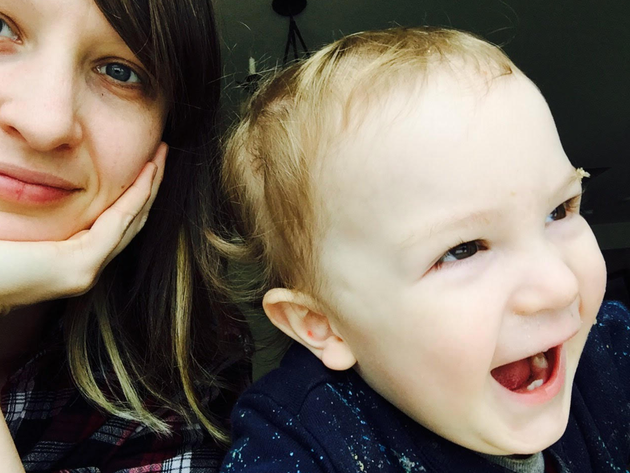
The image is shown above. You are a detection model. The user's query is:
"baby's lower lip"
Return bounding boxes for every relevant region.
[491,345,566,405]
[0,173,77,205]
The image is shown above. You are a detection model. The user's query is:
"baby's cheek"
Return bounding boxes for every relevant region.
[430,334,494,395]
[576,233,606,322]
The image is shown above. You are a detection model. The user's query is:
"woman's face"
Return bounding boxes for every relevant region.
[0,0,167,241]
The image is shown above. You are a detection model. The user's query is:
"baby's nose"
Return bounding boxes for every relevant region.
[509,243,580,316]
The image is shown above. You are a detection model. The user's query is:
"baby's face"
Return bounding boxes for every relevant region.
[317,71,606,454]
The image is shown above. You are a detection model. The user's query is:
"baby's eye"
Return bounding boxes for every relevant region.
[0,18,18,40]
[547,203,567,222]
[546,196,580,224]
[436,240,485,267]
[96,63,142,84]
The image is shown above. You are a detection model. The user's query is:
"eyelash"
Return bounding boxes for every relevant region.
[546,194,581,223]
[433,239,488,271]
[0,15,19,42]
[95,62,144,89]
[433,194,582,271]
[1,14,148,93]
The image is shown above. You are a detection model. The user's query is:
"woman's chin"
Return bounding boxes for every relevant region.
[0,212,81,242]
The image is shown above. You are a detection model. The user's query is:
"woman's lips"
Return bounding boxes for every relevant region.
[0,165,81,205]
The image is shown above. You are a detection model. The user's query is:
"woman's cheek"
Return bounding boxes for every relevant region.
[90,120,161,196]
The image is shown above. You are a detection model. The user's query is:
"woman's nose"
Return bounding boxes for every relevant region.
[0,55,83,152]
[509,241,580,316]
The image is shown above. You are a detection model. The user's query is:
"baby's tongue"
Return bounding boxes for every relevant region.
[491,358,531,391]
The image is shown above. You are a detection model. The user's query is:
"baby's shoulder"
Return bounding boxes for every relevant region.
[585,300,630,357]
[233,344,389,442]
[224,345,505,473]
[243,344,343,413]
[225,344,433,472]
[553,301,630,471]
[597,301,630,324]
[576,300,630,389]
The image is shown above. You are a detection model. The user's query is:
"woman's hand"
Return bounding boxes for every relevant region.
[0,414,24,473]
[0,143,168,316]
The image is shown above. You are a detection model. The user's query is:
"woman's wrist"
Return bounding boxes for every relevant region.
[0,414,25,473]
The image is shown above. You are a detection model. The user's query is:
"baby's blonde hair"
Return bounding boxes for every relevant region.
[220,27,515,304]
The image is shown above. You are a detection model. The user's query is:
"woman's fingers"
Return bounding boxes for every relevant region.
[71,142,168,277]
[0,144,168,313]
[0,242,59,314]
[103,142,168,264]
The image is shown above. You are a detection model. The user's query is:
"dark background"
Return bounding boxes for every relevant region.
[216,0,630,304]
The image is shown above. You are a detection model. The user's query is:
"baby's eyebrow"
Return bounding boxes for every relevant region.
[548,170,584,206]
[398,210,494,250]
[398,171,583,251]
[425,211,494,239]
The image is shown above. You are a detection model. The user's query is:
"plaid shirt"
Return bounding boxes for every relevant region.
[1,349,226,472]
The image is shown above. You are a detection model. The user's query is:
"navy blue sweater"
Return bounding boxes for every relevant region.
[222,301,630,472]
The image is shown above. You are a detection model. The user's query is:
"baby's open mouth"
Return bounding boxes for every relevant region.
[491,347,559,393]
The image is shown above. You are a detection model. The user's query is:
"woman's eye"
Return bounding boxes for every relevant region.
[97,63,141,84]
[0,18,18,40]
[437,240,483,265]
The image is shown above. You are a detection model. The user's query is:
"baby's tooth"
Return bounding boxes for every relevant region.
[531,353,548,370]
[526,379,543,391]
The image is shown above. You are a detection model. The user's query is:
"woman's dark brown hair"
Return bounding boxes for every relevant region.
[63,0,250,443]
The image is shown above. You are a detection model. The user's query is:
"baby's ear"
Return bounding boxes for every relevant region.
[263,288,356,371]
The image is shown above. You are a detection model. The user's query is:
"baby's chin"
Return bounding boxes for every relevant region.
[469,396,571,456]
[488,422,566,456]
[453,421,566,457]
[427,383,573,458]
